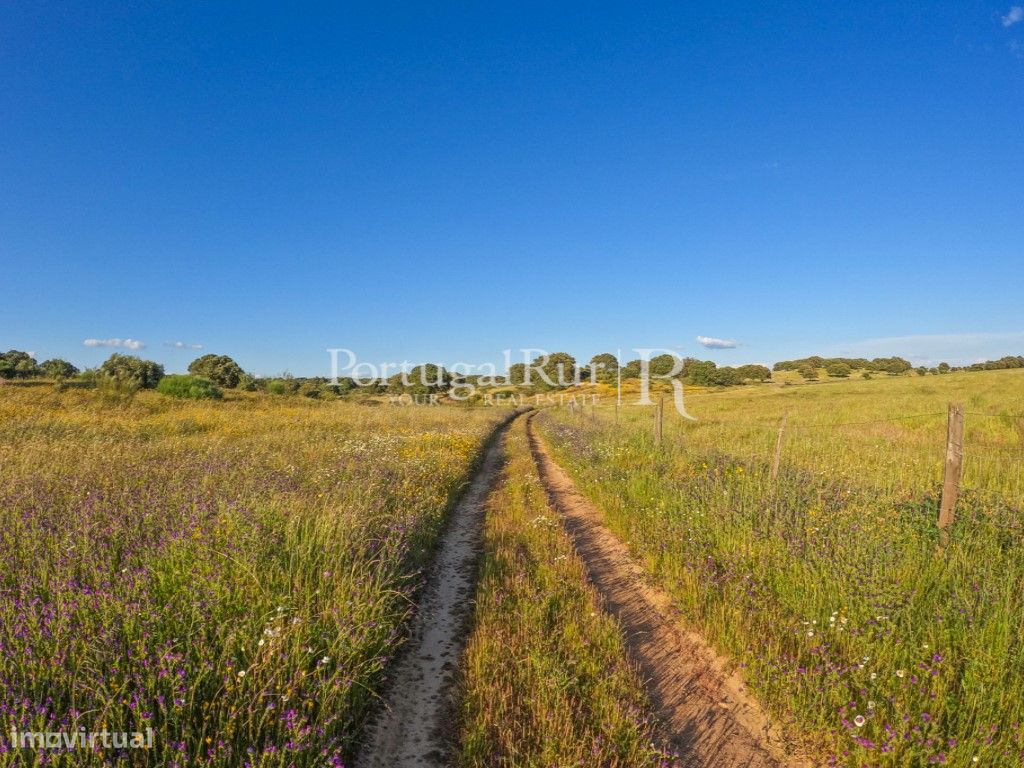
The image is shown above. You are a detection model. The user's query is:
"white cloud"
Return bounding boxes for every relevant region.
[167,341,205,350]
[1003,5,1024,26]
[83,338,146,350]
[697,335,739,349]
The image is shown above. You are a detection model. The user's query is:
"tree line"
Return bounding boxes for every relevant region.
[2,349,1021,399]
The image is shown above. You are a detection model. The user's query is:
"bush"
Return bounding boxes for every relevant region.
[157,375,223,400]
[266,380,290,396]
[237,373,258,391]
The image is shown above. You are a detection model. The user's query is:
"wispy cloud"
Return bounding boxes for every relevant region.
[1002,5,1024,26]
[830,331,1024,367]
[83,338,146,350]
[166,341,205,350]
[697,335,739,349]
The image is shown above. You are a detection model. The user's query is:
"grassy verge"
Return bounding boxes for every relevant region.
[457,417,675,767]
[539,394,1024,768]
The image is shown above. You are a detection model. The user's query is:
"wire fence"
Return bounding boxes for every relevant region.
[559,398,1024,519]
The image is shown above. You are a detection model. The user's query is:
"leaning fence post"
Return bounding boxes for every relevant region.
[770,414,787,482]
[938,402,965,542]
[655,396,664,445]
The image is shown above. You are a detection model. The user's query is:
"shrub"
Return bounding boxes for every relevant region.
[266,380,290,395]
[237,372,258,391]
[157,375,223,400]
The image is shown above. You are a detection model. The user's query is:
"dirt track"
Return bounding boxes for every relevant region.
[526,413,808,768]
[357,410,806,767]
[355,416,512,768]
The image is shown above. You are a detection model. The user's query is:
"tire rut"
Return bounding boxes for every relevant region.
[355,412,521,768]
[526,413,811,768]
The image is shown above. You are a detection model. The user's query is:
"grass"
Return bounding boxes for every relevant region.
[457,417,675,767]
[0,386,508,767]
[539,369,1024,767]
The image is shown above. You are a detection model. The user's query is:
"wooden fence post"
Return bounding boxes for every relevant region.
[655,396,664,445]
[770,414,787,482]
[938,402,965,541]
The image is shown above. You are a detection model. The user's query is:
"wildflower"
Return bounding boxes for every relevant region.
[896,669,906,678]
[854,715,866,727]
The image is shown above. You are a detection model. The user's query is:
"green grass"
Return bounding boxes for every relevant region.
[457,417,676,768]
[0,387,509,767]
[539,370,1024,767]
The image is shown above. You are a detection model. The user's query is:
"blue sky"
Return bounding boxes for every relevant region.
[2,1,1022,375]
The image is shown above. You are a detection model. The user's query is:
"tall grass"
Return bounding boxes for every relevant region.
[457,418,676,767]
[0,387,507,767]
[540,370,1024,767]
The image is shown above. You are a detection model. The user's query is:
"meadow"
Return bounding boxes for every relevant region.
[0,387,505,766]
[539,370,1024,767]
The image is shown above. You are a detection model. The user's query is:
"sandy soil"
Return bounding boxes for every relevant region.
[355,415,514,768]
[526,413,811,768]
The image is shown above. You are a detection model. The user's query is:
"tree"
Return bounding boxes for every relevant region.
[520,353,576,389]
[188,354,244,388]
[620,360,642,380]
[937,362,951,374]
[40,358,80,379]
[157,374,223,399]
[388,364,451,395]
[870,357,912,374]
[508,363,527,385]
[736,364,771,382]
[588,353,619,383]
[684,360,718,386]
[798,366,819,381]
[707,366,741,386]
[100,354,165,389]
[825,362,851,378]
[538,353,576,388]
[0,350,40,379]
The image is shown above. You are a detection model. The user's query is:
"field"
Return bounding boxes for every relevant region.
[0,388,505,766]
[539,370,1024,766]
[1,370,1022,767]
